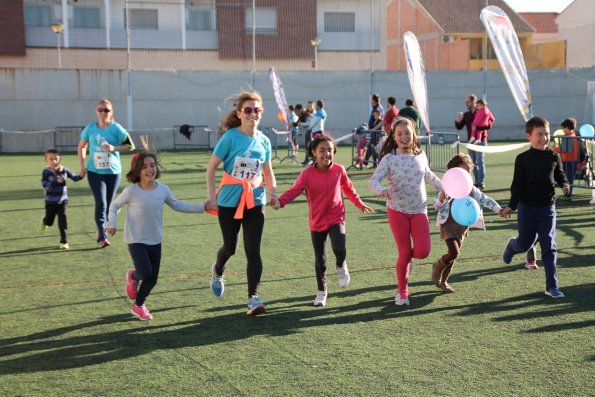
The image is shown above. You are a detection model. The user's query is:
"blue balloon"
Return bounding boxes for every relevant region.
[579,124,594,138]
[451,196,480,227]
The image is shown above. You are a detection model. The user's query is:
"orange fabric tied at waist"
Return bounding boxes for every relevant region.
[206,172,262,219]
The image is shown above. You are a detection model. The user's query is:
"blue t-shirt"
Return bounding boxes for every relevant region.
[213,128,271,207]
[81,121,130,174]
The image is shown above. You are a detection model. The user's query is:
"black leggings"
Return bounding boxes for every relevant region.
[128,243,162,306]
[44,201,68,243]
[215,205,265,298]
[311,224,347,291]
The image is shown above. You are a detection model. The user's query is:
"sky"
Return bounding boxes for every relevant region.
[503,0,575,13]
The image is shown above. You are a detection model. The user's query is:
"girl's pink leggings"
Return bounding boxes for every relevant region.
[387,208,431,298]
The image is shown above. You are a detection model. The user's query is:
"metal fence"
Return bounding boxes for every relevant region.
[54,126,84,151]
[426,132,461,172]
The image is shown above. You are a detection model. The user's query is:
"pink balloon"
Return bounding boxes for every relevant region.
[442,167,473,199]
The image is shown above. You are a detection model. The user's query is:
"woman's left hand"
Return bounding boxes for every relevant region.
[102,142,114,152]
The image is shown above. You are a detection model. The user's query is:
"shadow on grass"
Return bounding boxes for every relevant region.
[2,275,593,374]
[0,245,100,257]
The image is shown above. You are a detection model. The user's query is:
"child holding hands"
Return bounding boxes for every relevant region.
[369,116,442,306]
[272,135,373,307]
[106,151,206,320]
[432,153,505,292]
[500,117,569,298]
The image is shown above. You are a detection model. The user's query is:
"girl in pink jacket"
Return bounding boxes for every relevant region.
[272,136,373,307]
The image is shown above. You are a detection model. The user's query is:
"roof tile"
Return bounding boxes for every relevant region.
[416,0,534,34]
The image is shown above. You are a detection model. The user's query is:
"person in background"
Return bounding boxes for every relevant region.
[41,148,83,250]
[382,96,399,135]
[77,99,135,249]
[369,94,385,130]
[553,117,586,200]
[398,99,422,134]
[301,101,315,165]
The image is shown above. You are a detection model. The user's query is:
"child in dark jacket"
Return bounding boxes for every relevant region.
[41,148,83,249]
[500,117,569,299]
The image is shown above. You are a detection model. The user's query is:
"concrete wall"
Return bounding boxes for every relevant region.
[1,67,594,152]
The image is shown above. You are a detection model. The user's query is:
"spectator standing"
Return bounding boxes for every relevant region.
[398,99,422,134]
[383,96,400,134]
[368,94,385,129]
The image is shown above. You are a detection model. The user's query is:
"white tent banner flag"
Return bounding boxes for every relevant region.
[403,31,431,134]
[480,5,533,121]
[268,66,289,128]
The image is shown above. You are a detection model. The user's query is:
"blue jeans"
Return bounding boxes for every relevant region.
[509,202,559,290]
[474,141,487,185]
[87,171,121,241]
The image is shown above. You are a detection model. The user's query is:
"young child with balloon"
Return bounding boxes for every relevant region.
[369,116,442,306]
[432,153,506,292]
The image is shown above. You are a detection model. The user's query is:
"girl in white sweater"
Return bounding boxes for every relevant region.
[369,117,442,306]
[106,152,206,320]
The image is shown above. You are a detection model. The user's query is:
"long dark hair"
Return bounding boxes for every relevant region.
[379,116,419,158]
[219,91,263,133]
[126,151,161,183]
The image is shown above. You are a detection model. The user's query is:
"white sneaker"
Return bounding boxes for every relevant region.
[468,137,476,144]
[336,265,351,288]
[313,290,328,307]
[395,293,410,306]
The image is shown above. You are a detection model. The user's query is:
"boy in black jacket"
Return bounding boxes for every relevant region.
[500,117,569,298]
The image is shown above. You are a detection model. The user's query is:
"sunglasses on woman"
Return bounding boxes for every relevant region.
[97,108,112,113]
[242,107,262,115]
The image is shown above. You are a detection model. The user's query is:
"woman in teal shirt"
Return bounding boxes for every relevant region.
[205,91,277,316]
[77,99,135,248]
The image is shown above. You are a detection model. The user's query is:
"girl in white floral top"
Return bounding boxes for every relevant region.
[369,117,442,306]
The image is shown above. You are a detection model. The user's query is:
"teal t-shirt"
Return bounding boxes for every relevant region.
[81,122,130,174]
[213,128,271,207]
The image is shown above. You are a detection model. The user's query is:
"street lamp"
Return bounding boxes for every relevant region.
[50,23,64,69]
[311,37,321,70]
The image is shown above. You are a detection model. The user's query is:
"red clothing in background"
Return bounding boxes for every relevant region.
[383,107,400,133]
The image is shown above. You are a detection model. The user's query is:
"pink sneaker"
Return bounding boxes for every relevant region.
[131,304,153,321]
[125,268,139,300]
[97,238,110,249]
[524,261,539,270]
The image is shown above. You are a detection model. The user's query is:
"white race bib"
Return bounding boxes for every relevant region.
[94,152,113,170]
[232,156,262,185]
